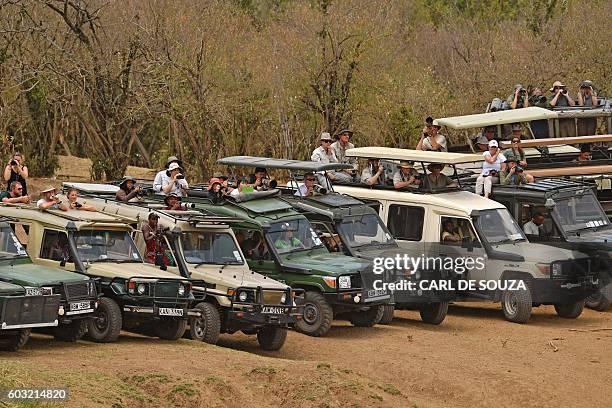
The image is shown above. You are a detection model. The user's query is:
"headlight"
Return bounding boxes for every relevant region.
[137,283,147,295]
[280,293,287,304]
[338,276,352,289]
[551,262,563,277]
[238,291,248,302]
[536,263,551,275]
[178,284,185,296]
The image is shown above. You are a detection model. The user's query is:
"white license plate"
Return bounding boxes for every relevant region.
[70,301,92,311]
[26,287,43,296]
[159,308,184,317]
[368,289,387,298]
[262,306,285,314]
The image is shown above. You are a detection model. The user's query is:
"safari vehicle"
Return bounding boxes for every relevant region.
[490,178,612,311]
[0,205,202,343]
[59,184,301,351]
[0,215,98,342]
[333,147,598,323]
[0,281,60,351]
[182,160,390,337]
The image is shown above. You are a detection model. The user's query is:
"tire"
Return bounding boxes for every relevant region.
[377,304,395,325]
[156,318,187,340]
[0,329,30,352]
[53,319,87,342]
[419,302,448,325]
[256,327,287,351]
[349,305,384,327]
[585,291,612,311]
[188,302,221,344]
[295,291,333,337]
[87,297,122,343]
[501,283,532,323]
[554,300,585,319]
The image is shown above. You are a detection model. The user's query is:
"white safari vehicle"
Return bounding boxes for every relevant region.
[333,147,598,323]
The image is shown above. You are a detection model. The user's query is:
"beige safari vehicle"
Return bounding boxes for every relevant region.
[0,205,203,342]
[333,147,598,323]
[59,184,300,351]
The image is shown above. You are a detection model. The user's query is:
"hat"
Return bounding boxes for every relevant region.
[511,124,522,131]
[208,177,222,191]
[580,143,591,153]
[164,193,181,206]
[484,126,495,132]
[165,156,182,168]
[549,81,565,91]
[212,172,228,180]
[167,162,182,172]
[488,140,499,148]
[41,185,56,194]
[118,176,136,189]
[505,156,516,163]
[254,167,267,174]
[427,163,444,172]
[580,80,594,88]
[514,83,525,90]
[334,128,353,139]
[399,160,414,168]
[320,132,332,141]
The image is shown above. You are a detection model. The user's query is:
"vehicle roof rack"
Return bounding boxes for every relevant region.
[433,107,557,129]
[217,156,353,172]
[345,147,482,165]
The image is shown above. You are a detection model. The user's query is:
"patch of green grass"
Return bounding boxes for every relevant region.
[128,373,169,384]
[378,383,401,396]
[316,363,331,370]
[167,383,199,399]
[249,366,276,376]
[369,394,383,401]
[204,375,225,385]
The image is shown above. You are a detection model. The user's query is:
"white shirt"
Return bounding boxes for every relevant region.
[523,220,541,236]
[153,170,188,196]
[311,146,338,164]
[294,184,308,196]
[421,134,448,152]
[37,199,60,210]
[481,151,506,176]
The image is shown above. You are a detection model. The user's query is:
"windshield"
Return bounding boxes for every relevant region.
[475,209,526,244]
[269,218,326,254]
[181,231,244,265]
[337,214,395,249]
[553,194,609,233]
[74,230,142,263]
[0,226,28,258]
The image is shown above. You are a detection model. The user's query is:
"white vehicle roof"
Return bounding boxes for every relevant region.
[63,182,119,194]
[433,107,557,129]
[333,185,505,214]
[346,147,482,164]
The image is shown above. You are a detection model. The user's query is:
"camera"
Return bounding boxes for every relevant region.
[176,173,185,180]
[519,88,526,95]
[75,202,83,208]
[10,160,17,166]
[561,89,568,95]
[262,178,277,189]
[516,166,524,173]
[313,185,327,195]
[226,180,237,188]
[489,98,503,112]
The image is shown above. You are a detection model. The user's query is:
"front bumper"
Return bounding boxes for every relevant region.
[123,304,201,318]
[531,275,599,303]
[1,294,61,330]
[224,287,302,328]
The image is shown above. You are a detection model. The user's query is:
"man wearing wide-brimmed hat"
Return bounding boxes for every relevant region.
[416,117,447,152]
[331,128,358,182]
[115,176,141,202]
[548,80,576,137]
[37,185,69,211]
[392,161,420,190]
[153,155,184,194]
[163,193,184,211]
[159,162,189,197]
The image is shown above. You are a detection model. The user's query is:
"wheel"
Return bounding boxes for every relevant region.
[419,301,448,325]
[188,302,221,344]
[256,327,287,351]
[585,292,611,311]
[554,300,585,319]
[377,304,395,325]
[53,319,87,342]
[87,297,122,343]
[501,283,532,323]
[349,305,384,327]
[295,291,333,337]
[155,318,187,340]
[0,329,31,352]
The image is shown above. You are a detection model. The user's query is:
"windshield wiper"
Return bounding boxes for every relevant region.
[490,238,514,245]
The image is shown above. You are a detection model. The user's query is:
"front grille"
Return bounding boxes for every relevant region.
[350,274,362,290]
[262,291,283,305]
[154,281,180,298]
[2,295,60,326]
[65,282,90,300]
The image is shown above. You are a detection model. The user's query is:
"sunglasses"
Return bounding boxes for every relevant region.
[322,140,332,143]
[305,178,316,181]
[512,140,520,143]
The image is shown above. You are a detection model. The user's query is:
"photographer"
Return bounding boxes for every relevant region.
[66,187,97,211]
[475,140,506,198]
[294,172,326,197]
[393,161,421,189]
[499,157,528,186]
[142,213,170,266]
[311,132,343,186]
[37,186,69,211]
[4,152,28,195]
[577,80,598,136]
[475,126,498,152]
[163,193,185,211]
[0,181,30,204]
[248,167,277,191]
[361,158,386,186]
[502,134,534,183]
[507,84,529,109]
[161,162,189,196]
[153,155,182,193]
[416,117,447,152]
[331,128,358,182]
[548,81,576,137]
[116,176,142,202]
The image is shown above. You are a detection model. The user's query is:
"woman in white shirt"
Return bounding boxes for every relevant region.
[475,140,506,198]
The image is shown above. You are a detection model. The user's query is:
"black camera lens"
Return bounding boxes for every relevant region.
[10,160,17,166]
[176,174,185,180]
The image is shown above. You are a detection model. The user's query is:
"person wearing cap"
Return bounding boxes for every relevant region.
[549,81,576,137]
[331,128,358,181]
[160,162,189,196]
[311,131,343,186]
[423,163,456,190]
[393,161,420,189]
[574,143,592,162]
[475,140,506,198]
[116,177,141,202]
[416,117,447,152]
[208,177,226,202]
[153,155,183,193]
[475,126,498,152]
[499,157,528,186]
[577,80,598,136]
[163,193,184,211]
[361,158,387,186]
[507,84,529,109]
[0,181,30,204]
[37,185,69,211]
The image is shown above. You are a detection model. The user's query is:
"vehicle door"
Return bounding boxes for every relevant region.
[38,229,77,272]
[436,216,487,283]
[235,228,281,282]
[385,203,426,255]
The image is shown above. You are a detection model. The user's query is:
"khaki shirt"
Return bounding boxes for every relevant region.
[331,141,358,169]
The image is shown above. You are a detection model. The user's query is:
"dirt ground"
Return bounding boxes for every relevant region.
[1,303,611,408]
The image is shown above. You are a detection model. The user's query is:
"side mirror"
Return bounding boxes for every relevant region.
[59,258,66,267]
[461,236,474,252]
[545,198,556,209]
